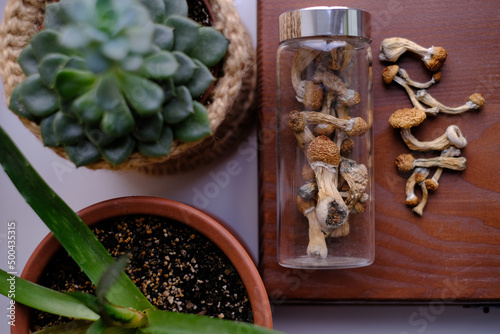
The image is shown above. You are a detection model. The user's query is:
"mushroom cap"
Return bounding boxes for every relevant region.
[425,179,439,191]
[432,71,442,83]
[313,123,336,137]
[395,154,415,173]
[382,65,399,84]
[302,81,324,110]
[405,196,419,207]
[307,135,340,166]
[425,46,447,72]
[388,108,427,129]
[347,117,369,136]
[288,110,306,133]
[468,93,485,108]
[340,137,355,156]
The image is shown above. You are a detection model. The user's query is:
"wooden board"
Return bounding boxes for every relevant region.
[257,0,500,304]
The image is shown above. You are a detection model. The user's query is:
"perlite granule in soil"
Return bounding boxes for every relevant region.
[32,214,253,331]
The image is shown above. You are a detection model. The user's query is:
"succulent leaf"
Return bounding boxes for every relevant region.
[95,73,122,110]
[186,58,215,98]
[55,68,97,101]
[65,140,101,166]
[100,135,135,165]
[38,54,70,88]
[43,2,67,30]
[189,26,229,67]
[138,0,166,23]
[172,51,197,84]
[59,0,96,24]
[140,51,179,79]
[153,24,174,50]
[163,0,188,17]
[117,71,164,116]
[133,112,164,142]
[65,56,88,70]
[165,15,200,53]
[17,44,39,76]
[73,89,104,124]
[30,29,73,60]
[162,85,193,124]
[9,82,34,120]
[85,124,117,147]
[173,101,211,142]
[53,111,85,145]
[59,25,92,49]
[19,74,59,117]
[84,48,112,73]
[137,124,173,157]
[100,101,135,137]
[101,37,129,61]
[40,113,59,147]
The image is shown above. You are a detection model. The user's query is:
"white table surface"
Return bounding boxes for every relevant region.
[0,0,498,333]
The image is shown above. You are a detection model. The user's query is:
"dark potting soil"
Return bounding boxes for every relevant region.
[31,214,253,331]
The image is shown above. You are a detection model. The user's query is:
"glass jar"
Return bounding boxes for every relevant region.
[276,7,374,269]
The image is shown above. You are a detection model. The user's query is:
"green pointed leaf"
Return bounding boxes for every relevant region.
[165,15,200,53]
[100,101,135,137]
[43,2,67,30]
[163,0,188,17]
[40,113,59,147]
[101,37,129,61]
[100,136,135,165]
[137,124,173,157]
[138,0,166,23]
[133,112,164,142]
[0,127,153,311]
[30,29,73,60]
[117,71,164,116]
[8,82,35,120]
[17,44,39,76]
[73,89,104,124]
[87,318,107,334]
[19,74,59,117]
[172,51,197,85]
[189,26,228,67]
[162,85,193,124]
[186,58,215,98]
[53,111,85,145]
[65,140,101,166]
[55,68,97,101]
[140,51,178,79]
[33,320,93,334]
[0,269,99,321]
[153,24,174,50]
[65,56,87,70]
[38,54,70,88]
[85,124,117,147]
[174,101,211,142]
[97,255,130,303]
[96,73,122,110]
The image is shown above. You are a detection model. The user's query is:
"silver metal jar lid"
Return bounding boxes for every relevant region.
[279,6,371,43]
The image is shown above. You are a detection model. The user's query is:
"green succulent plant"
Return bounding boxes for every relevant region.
[0,128,283,334]
[9,0,228,167]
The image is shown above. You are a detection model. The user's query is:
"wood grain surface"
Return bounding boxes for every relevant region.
[257,0,500,304]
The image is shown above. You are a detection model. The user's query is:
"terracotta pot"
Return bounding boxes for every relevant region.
[13,197,273,333]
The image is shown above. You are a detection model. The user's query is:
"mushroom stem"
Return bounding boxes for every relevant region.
[312,63,361,107]
[301,111,369,137]
[297,196,328,258]
[339,157,369,210]
[412,180,429,216]
[398,68,441,89]
[425,147,462,191]
[379,37,447,71]
[416,90,485,114]
[288,110,315,151]
[405,168,429,207]
[393,76,439,115]
[401,125,467,151]
[395,153,466,173]
[328,222,350,238]
[291,48,321,94]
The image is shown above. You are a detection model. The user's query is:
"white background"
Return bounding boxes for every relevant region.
[0,0,499,333]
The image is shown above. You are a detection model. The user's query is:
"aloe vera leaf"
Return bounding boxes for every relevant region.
[55,68,97,101]
[153,24,174,50]
[0,269,99,321]
[17,44,39,76]
[136,124,173,157]
[87,318,107,334]
[100,101,135,137]
[53,111,85,145]
[65,140,101,166]
[100,135,135,165]
[117,71,164,117]
[173,101,211,142]
[165,15,199,53]
[140,309,284,334]
[171,51,197,85]
[140,51,179,79]
[132,112,163,142]
[38,54,71,88]
[185,58,215,98]
[163,0,188,17]
[8,82,35,120]
[189,26,229,67]
[33,320,93,334]
[0,127,153,310]
[40,113,59,147]
[19,74,59,117]
[162,85,193,124]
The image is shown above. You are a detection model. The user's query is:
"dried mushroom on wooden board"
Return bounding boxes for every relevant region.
[381,37,485,216]
[288,45,370,259]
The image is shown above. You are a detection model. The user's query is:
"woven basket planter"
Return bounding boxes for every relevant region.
[0,0,256,174]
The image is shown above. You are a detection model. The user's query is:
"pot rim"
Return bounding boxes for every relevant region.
[16,196,272,332]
